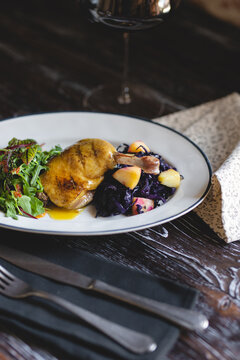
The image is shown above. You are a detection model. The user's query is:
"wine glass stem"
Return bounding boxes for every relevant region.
[118,32,131,105]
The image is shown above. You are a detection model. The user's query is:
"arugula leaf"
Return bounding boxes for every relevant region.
[17,195,32,215]
[17,195,45,217]
[5,198,18,220]
[30,196,45,217]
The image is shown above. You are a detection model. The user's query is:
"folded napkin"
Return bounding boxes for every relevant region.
[0,236,198,360]
[154,93,240,243]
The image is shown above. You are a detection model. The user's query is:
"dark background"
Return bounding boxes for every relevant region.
[0,0,239,119]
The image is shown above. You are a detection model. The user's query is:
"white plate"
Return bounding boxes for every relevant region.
[0,112,212,235]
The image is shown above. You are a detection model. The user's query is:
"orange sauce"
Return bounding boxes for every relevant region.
[46,205,83,220]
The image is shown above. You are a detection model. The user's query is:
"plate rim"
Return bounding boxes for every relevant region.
[0,111,212,236]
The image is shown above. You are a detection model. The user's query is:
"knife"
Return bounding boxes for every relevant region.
[0,244,208,331]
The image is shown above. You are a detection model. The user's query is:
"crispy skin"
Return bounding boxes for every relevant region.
[40,139,116,209]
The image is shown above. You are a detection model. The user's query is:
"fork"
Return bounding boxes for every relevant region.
[0,265,157,354]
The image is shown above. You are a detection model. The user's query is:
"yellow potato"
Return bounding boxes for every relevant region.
[158,169,181,188]
[113,166,141,189]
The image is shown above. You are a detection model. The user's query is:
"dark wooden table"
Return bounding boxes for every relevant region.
[0,1,240,359]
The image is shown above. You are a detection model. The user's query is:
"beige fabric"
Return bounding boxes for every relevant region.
[153,93,240,243]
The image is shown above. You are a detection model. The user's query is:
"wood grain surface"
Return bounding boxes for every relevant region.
[0,1,239,359]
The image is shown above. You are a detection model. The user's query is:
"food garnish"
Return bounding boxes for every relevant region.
[0,138,62,219]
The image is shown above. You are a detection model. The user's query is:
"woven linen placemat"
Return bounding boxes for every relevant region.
[154,93,240,243]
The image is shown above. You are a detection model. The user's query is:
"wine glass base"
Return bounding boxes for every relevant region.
[83,83,164,119]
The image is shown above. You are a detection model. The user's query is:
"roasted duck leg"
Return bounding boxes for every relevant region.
[40,138,159,209]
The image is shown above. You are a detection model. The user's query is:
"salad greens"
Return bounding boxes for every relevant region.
[0,138,62,219]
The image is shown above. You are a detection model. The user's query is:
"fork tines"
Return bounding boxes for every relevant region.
[0,265,14,289]
[0,265,14,280]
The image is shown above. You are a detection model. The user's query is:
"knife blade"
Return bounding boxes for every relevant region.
[0,244,208,331]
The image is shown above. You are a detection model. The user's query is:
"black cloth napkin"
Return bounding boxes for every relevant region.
[0,236,198,360]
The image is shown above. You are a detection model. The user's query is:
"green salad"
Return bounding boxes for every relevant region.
[0,138,62,219]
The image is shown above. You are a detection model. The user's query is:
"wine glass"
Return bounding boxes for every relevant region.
[82,0,181,118]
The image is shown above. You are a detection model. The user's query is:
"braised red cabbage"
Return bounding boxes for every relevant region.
[93,144,176,217]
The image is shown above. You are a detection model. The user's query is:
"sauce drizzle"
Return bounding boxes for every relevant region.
[47,205,83,220]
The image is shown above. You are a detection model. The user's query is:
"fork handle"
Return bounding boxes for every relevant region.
[91,280,209,331]
[32,290,156,354]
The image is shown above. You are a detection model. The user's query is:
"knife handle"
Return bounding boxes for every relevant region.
[91,280,209,331]
[32,290,157,354]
